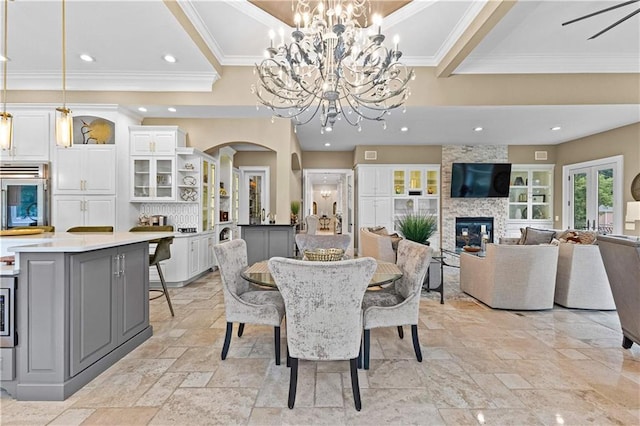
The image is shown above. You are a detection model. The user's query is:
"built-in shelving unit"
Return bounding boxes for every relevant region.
[507,164,554,236]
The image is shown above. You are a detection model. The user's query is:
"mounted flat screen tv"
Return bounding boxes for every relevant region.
[450,163,512,198]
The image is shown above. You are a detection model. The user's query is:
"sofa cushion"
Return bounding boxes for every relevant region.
[521,227,556,245]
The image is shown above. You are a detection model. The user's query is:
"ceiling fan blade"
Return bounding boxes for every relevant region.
[588,7,640,39]
[562,0,639,26]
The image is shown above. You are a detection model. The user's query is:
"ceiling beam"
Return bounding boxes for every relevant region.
[436,0,517,78]
[163,0,223,78]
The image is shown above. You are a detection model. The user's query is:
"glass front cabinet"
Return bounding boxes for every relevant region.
[131,157,175,201]
[507,165,554,236]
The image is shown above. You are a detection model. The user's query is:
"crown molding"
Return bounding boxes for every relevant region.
[8,71,219,92]
[454,54,640,74]
[432,0,488,65]
[177,0,227,67]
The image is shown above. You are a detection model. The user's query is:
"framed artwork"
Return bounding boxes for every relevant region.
[532,194,546,202]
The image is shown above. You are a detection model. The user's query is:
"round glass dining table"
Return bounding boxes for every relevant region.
[241,260,402,288]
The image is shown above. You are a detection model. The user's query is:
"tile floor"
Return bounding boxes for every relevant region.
[1,269,639,425]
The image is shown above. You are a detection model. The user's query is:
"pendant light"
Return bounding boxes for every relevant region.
[0,0,13,151]
[55,0,73,148]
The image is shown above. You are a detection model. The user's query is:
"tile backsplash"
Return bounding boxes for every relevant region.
[139,203,199,230]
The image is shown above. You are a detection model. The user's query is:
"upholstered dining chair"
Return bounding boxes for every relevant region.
[13,225,55,232]
[268,256,376,411]
[361,239,433,370]
[294,233,351,253]
[298,215,319,235]
[130,226,175,316]
[67,226,114,232]
[213,239,285,364]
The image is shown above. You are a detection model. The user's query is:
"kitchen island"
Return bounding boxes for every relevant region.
[0,231,172,401]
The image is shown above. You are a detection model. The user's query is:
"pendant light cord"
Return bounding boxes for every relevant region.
[2,0,8,115]
[61,0,66,108]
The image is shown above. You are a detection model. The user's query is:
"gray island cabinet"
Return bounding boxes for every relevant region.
[239,224,295,265]
[0,232,171,401]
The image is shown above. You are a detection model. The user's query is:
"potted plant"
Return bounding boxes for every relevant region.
[290,200,301,224]
[395,210,437,245]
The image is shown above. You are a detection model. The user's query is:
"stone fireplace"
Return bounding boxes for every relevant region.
[441,145,509,251]
[455,217,494,250]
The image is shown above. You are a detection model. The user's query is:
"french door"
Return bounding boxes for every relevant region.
[239,167,269,225]
[564,156,623,234]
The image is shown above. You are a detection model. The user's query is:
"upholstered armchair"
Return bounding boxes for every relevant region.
[597,235,640,349]
[359,227,397,263]
[361,240,433,369]
[212,239,286,364]
[294,234,351,253]
[268,256,377,411]
[460,243,559,310]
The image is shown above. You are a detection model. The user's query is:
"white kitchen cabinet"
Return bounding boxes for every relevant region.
[506,165,554,236]
[199,233,215,270]
[52,196,115,232]
[358,197,392,231]
[153,232,214,286]
[130,157,175,201]
[129,126,185,156]
[0,111,52,162]
[392,166,439,196]
[357,166,391,196]
[53,146,116,195]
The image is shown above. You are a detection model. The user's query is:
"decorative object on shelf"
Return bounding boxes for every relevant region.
[395,209,437,245]
[138,213,150,226]
[184,162,194,170]
[252,0,414,133]
[220,211,229,222]
[180,188,197,201]
[632,172,640,201]
[183,175,197,186]
[518,193,527,202]
[74,116,115,144]
[157,175,171,185]
[304,248,345,261]
[0,0,13,151]
[532,194,546,203]
[513,177,525,186]
[55,0,73,148]
[290,200,300,224]
[515,208,523,219]
[395,185,402,194]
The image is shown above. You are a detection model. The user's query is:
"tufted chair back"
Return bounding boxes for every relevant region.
[295,234,351,253]
[394,239,433,300]
[268,256,376,361]
[304,215,319,235]
[213,239,251,298]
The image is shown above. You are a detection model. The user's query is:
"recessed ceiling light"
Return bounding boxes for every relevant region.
[324,142,331,147]
[400,126,409,132]
[168,107,177,112]
[137,107,147,112]
[325,126,333,132]
[80,54,95,62]
[473,127,483,132]
[163,54,177,63]
[551,126,562,131]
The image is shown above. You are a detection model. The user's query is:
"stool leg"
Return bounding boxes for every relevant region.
[156,263,175,316]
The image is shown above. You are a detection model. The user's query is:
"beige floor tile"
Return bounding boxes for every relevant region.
[149,388,257,425]
[81,407,158,425]
[4,270,639,425]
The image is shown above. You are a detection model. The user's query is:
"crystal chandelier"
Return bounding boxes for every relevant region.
[252,0,414,133]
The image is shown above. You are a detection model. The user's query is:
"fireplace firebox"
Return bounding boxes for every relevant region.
[455,217,494,250]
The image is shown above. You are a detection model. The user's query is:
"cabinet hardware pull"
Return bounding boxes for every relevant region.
[114,255,120,277]
[120,254,125,275]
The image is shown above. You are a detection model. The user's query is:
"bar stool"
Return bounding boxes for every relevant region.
[129,226,175,316]
[67,226,114,232]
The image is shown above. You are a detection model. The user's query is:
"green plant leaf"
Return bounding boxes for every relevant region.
[395,209,437,244]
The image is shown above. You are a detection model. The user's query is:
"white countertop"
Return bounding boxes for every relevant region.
[2,231,175,254]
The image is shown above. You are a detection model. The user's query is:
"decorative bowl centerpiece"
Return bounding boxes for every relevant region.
[463,245,482,253]
[303,248,344,262]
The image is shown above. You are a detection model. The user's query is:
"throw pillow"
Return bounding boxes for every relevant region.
[518,227,527,245]
[577,230,597,244]
[522,227,555,245]
[370,227,388,236]
[388,232,403,251]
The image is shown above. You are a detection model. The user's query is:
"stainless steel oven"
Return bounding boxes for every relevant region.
[0,277,16,347]
[0,163,50,230]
